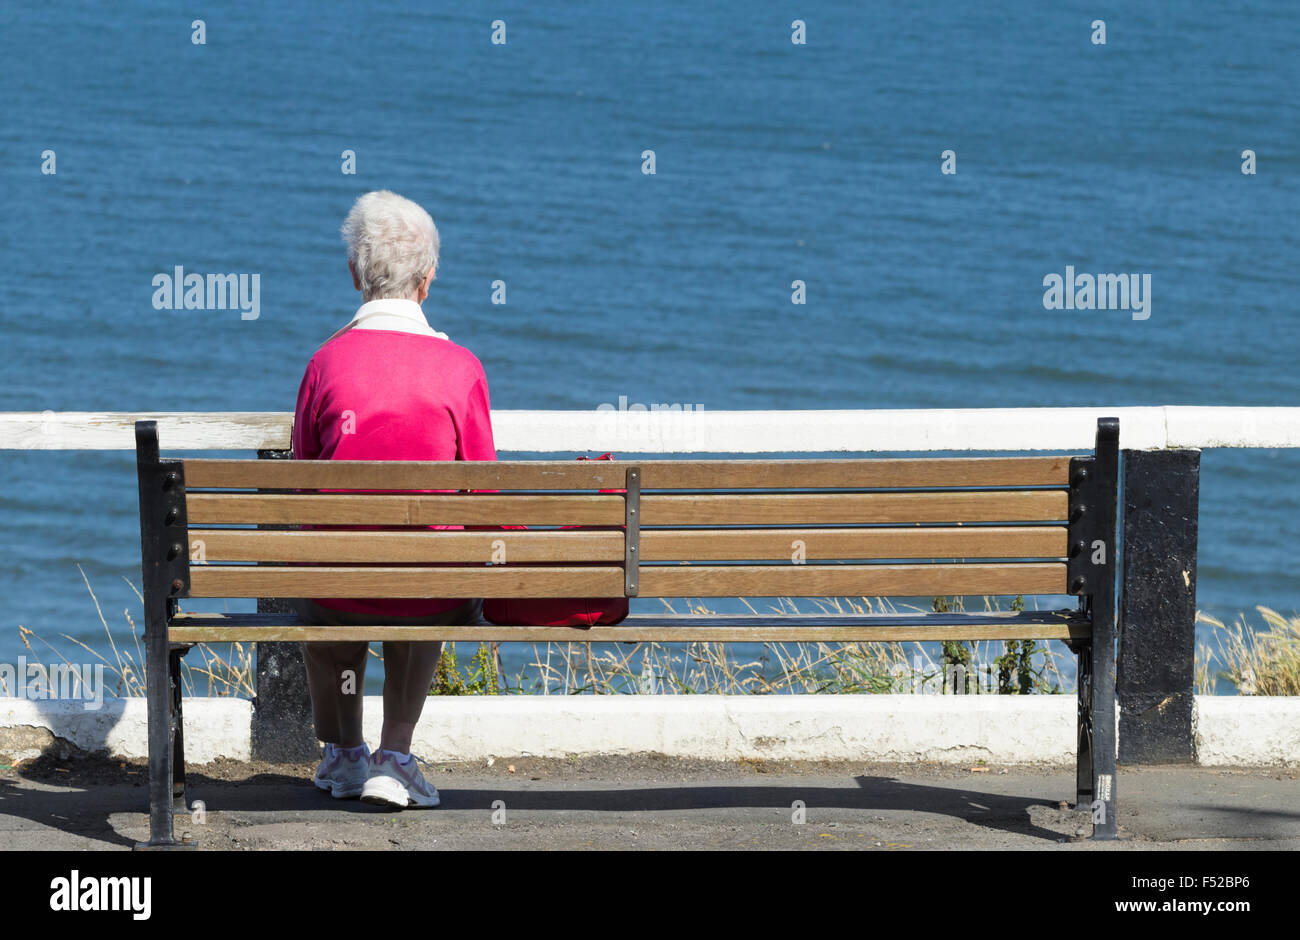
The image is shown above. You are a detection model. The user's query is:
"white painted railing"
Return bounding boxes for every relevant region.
[1,407,1298,452]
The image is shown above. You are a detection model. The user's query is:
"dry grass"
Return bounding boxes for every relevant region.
[17,573,1297,698]
[492,595,1072,695]
[1196,607,1300,696]
[6,568,255,700]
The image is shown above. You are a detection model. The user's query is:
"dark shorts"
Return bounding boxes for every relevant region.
[291,598,485,628]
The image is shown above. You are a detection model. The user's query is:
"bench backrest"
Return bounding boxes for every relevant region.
[136,419,1119,611]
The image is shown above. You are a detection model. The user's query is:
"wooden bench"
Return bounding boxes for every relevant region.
[133,416,1121,848]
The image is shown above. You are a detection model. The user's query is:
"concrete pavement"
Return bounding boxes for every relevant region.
[2,751,1296,850]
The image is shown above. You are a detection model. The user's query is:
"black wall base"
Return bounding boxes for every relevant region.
[1119,449,1200,765]
[251,599,320,763]
[250,447,320,764]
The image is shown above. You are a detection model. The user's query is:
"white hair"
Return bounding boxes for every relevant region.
[341,190,440,301]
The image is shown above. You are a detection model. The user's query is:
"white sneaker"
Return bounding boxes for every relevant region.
[313,743,372,799]
[360,750,441,809]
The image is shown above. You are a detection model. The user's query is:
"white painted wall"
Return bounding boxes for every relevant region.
[401,695,1082,763]
[2,696,1296,766]
[0,697,251,763]
[1194,696,1300,767]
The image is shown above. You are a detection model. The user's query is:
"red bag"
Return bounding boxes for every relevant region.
[482,454,630,627]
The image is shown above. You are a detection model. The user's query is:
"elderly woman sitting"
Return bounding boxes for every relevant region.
[293,190,495,809]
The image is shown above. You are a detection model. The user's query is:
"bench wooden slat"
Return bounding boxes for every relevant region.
[168,610,1090,643]
[642,526,1067,561]
[636,563,1066,597]
[188,525,1067,563]
[187,566,625,598]
[184,460,624,490]
[182,456,1071,490]
[185,561,1064,598]
[640,457,1071,489]
[185,490,1065,527]
[189,529,624,563]
[639,492,1067,525]
[186,493,624,526]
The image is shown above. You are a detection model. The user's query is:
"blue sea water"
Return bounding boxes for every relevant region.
[0,1,1297,691]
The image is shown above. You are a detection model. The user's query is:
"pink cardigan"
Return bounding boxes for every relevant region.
[292,328,497,617]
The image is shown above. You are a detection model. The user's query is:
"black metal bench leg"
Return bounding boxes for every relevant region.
[170,647,187,809]
[1090,629,1119,839]
[1075,641,1094,809]
[136,623,177,848]
[1086,416,1121,840]
[133,420,195,850]
[1070,417,1121,840]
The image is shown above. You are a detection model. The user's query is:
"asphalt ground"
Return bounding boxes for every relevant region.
[2,748,1297,851]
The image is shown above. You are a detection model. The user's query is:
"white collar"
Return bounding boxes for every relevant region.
[349,298,448,338]
[322,298,449,346]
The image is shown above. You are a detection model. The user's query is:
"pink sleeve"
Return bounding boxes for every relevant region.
[292,360,321,460]
[456,368,497,462]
